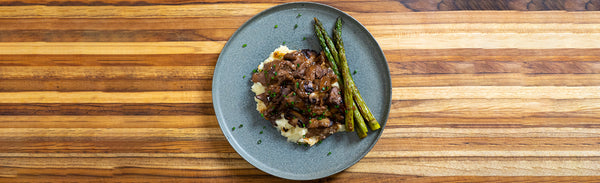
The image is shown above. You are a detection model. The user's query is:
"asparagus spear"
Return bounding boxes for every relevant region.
[353,101,368,138]
[317,18,369,136]
[313,24,340,77]
[334,17,381,131]
[314,18,340,65]
[314,23,354,131]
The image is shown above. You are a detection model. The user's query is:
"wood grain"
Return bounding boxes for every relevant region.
[1,0,600,182]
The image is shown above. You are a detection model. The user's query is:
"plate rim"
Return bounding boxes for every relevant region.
[212,1,392,180]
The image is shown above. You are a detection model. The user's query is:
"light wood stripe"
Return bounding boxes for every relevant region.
[392,86,600,100]
[392,99,600,118]
[0,4,275,18]
[2,86,598,103]
[0,42,224,54]
[376,33,600,49]
[0,156,598,176]
[367,23,600,34]
[0,116,218,128]
[0,91,212,103]
[348,158,600,176]
[0,66,214,80]
[387,117,600,128]
[1,34,598,55]
[0,128,222,139]
[2,150,600,158]
[382,127,600,138]
[1,127,598,139]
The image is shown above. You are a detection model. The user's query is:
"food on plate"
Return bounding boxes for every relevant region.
[251,45,346,146]
[250,17,382,145]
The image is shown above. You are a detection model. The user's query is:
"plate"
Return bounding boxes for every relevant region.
[212,2,391,180]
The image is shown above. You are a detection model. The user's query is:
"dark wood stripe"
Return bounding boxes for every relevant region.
[392,74,600,87]
[373,137,600,151]
[0,18,249,30]
[1,137,598,153]
[0,29,235,42]
[0,54,218,66]
[1,174,599,182]
[387,117,600,128]
[0,79,211,92]
[0,103,214,115]
[389,61,600,75]
[0,140,234,153]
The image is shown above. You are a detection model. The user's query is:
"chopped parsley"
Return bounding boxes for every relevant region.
[239,124,243,128]
[303,37,306,40]
[327,152,332,156]
[263,126,266,129]
[242,44,247,48]
[318,140,322,144]
[295,82,299,88]
[274,25,278,28]
[260,113,264,118]
[259,131,263,134]
[297,13,302,17]
[291,101,295,105]
[353,70,357,75]
[293,92,296,96]
[232,127,235,131]
[274,71,277,76]
[253,69,257,73]
[242,75,246,79]
[282,41,286,45]
[271,76,274,80]
[294,24,298,29]
[257,139,262,144]
[297,63,300,67]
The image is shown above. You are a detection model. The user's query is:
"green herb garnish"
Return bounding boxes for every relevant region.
[294,24,298,29]
[242,44,247,48]
[274,25,278,28]
[327,152,331,156]
[257,139,262,144]
[232,127,235,131]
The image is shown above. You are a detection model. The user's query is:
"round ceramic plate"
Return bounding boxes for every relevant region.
[213,2,391,180]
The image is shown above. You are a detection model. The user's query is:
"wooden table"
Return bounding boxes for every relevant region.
[1,0,600,182]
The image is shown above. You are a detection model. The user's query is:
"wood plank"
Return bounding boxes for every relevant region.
[0,4,276,18]
[0,29,235,42]
[387,117,600,128]
[392,86,600,100]
[1,175,599,183]
[0,66,214,80]
[0,156,599,176]
[0,79,212,92]
[0,91,212,103]
[0,103,215,115]
[1,86,598,103]
[0,54,218,66]
[0,42,224,55]
[0,116,218,128]
[391,74,600,87]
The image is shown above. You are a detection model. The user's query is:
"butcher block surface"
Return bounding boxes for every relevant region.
[1,0,600,182]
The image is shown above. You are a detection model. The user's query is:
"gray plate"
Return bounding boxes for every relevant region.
[212,2,391,180]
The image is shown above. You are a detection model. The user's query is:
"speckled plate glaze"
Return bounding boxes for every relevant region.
[213,2,391,180]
